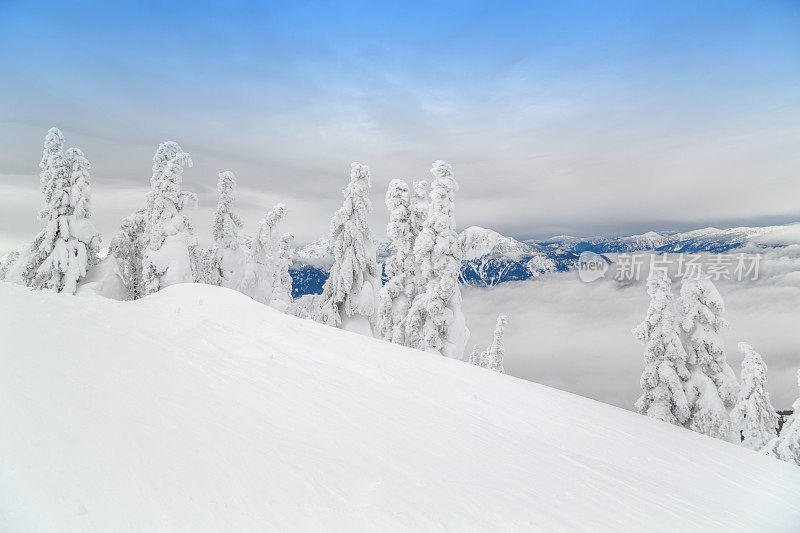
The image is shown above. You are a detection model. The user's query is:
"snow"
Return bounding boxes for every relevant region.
[1,281,799,532]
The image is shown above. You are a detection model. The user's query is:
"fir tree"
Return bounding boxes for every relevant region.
[314,163,379,335]
[731,342,778,450]
[633,270,691,425]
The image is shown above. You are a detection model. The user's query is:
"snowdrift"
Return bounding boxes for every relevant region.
[0,282,798,532]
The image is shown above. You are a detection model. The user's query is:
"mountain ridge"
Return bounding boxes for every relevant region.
[289,223,798,295]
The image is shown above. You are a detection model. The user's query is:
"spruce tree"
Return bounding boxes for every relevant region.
[731,342,778,450]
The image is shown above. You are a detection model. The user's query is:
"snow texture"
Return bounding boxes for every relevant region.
[1,281,798,532]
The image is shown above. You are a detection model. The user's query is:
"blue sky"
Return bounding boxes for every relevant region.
[0,0,799,248]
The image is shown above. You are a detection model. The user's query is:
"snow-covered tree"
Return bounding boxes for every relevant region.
[633,270,691,426]
[271,232,294,312]
[406,180,429,301]
[241,204,286,306]
[731,342,778,450]
[141,146,197,296]
[481,314,508,373]
[405,161,468,358]
[109,210,146,300]
[410,180,428,239]
[679,274,739,440]
[466,344,481,366]
[204,171,245,288]
[0,251,19,280]
[314,163,380,336]
[762,370,800,466]
[468,315,509,372]
[22,128,101,293]
[377,179,415,343]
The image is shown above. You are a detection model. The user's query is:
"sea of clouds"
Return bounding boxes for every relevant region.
[463,225,800,410]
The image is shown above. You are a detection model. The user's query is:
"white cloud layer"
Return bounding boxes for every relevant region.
[463,246,800,410]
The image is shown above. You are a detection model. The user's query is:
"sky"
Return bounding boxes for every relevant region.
[1,0,799,252]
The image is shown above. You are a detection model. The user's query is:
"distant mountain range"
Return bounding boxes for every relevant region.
[289,224,796,297]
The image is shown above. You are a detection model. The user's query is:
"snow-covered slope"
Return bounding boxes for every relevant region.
[1,282,798,532]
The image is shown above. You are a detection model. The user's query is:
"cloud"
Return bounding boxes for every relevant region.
[462,246,800,410]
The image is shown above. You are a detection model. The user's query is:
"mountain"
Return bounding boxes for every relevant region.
[289,223,796,296]
[536,225,789,255]
[290,227,574,295]
[2,281,798,532]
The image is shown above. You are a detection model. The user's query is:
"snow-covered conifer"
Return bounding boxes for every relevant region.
[241,204,286,305]
[141,146,197,296]
[22,129,101,293]
[632,270,691,425]
[270,232,294,311]
[314,163,380,335]
[377,179,415,342]
[407,180,429,295]
[109,210,146,300]
[762,370,800,466]
[61,147,101,292]
[481,315,508,373]
[467,344,481,366]
[410,180,428,238]
[679,274,739,440]
[731,342,778,450]
[0,251,20,280]
[405,161,468,358]
[205,171,245,288]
